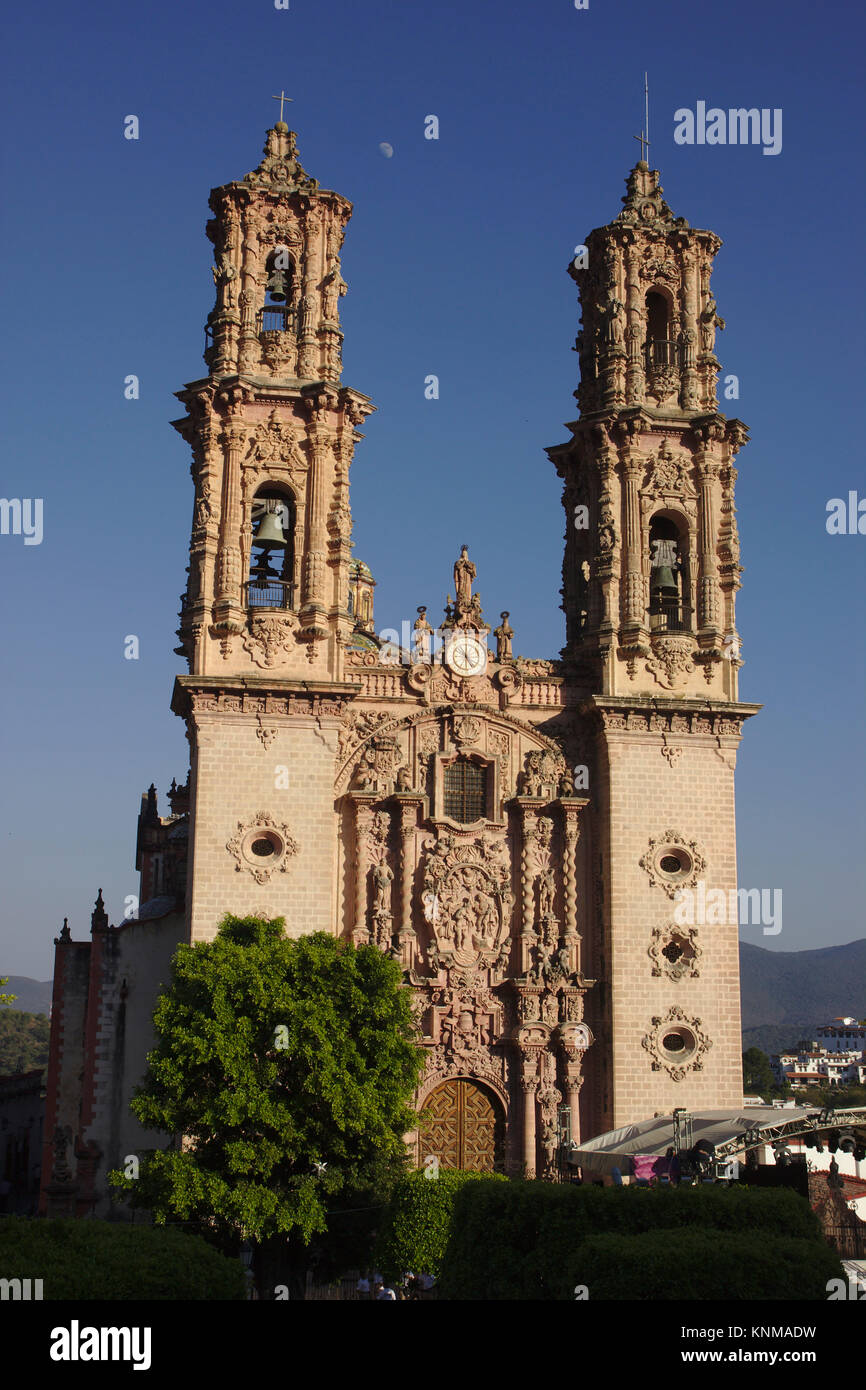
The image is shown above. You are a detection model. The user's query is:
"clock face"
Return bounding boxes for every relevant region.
[448,635,486,677]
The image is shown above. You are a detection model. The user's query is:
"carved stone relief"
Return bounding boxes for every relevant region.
[648,924,702,981]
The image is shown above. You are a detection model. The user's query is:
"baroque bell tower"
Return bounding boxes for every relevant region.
[549,162,760,1129]
[171,122,374,942]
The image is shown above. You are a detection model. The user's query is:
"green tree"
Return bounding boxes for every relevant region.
[109,917,424,1294]
[375,1169,508,1280]
[0,977,16,1007]
[0,1009,50,1073]
[742,1046,777,1096]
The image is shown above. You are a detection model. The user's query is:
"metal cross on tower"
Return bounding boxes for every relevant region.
[271,91,294,123]
[633,72,650,161]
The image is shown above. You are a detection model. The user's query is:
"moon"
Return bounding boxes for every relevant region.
[378,142,394,158]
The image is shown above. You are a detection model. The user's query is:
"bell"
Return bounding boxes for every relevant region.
[265,268,289,303]
[650,563,678,597]
[254,507,287,548]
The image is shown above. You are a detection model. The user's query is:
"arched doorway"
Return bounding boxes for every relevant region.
[419,1078,505,1171]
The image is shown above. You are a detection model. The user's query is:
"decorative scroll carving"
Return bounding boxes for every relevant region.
[649,924,702,981]
[350,734,402,795]
[517,749,563,798]
[645,638,695,691]
[242,615,297,669]
[243,413,308,480]
[453,715,483,747]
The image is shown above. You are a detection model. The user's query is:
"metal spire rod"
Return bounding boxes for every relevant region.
[271,91,294,123]
[633,73,651,162]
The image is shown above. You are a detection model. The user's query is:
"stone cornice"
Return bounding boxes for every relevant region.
[582,694,761,737]
[171,674,359,720]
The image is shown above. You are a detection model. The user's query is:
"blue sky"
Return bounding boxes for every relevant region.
[0,0,863,976]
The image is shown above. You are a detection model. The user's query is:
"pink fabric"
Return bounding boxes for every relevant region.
[632,1153,672,1181]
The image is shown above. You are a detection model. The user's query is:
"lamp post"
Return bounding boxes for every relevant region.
[240,1235,256,1300]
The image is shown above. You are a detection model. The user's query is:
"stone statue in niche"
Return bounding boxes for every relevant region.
[194,483,212,529]
[597,289,624,345]
[371,859,393,914]
[538,866,556,920]
[322,263,347,320]
[540,1112,559,1178]
[699,294,725,353]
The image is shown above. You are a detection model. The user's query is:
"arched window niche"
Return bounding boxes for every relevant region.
[246,486,296,610]
[647,511,691,633]
[432,750,501,827]
[644,287,677,373]
[260,246,296,331]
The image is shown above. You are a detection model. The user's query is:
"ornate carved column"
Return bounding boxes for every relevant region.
[352,796,375,943]
[559,797,587,973]
[594,448,618,633]
[620,451,645,631]
[396,796,421,967]
[562,1050,584,1147]
[624,239,645,406]
[517,800,539,973]
[696,450,720,632]
[237,202,262,375]
[300,420,332,640]
[521,1060,538,1178]
[214,413,246,632]
[297,210,320,379]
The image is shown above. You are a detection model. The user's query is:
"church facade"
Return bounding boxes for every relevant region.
[41,124,758,1213]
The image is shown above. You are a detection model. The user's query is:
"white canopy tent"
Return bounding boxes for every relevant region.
[568,1106,866,1176]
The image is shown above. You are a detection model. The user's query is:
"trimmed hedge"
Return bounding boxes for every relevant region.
[573,1230,844,1301]
[438,1181,830,1300]
[0,1217,246,1300]
[374,1170,507,1279]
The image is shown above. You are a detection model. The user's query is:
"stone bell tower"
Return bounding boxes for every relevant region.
[170,123,374,943]
[548,163,761,1129]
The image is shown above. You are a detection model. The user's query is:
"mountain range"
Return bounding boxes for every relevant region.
[740,938,865,1053]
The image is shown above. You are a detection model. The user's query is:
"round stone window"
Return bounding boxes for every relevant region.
[251,836,277,858]
[243,828,284,863]
[657,846,692,880]
[661,1027,696,1059]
